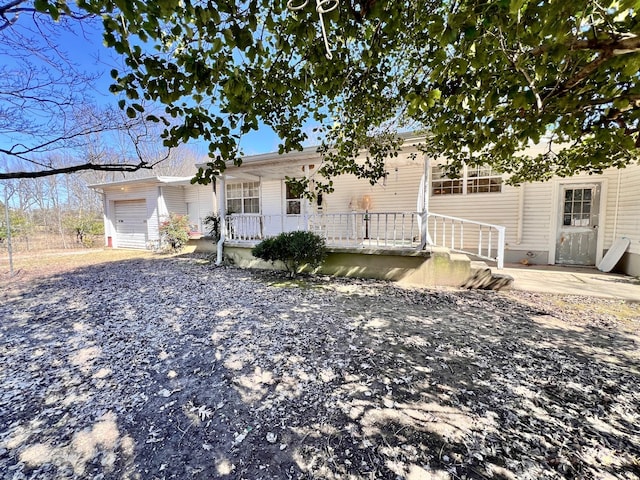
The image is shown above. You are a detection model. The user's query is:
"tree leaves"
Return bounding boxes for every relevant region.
[15,0,640,185]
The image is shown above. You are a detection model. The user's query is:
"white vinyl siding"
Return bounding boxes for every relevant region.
[260,180,282,237]
[261,180,281,215]
[185,184,216,233]
[162,186,187,216]
[518,182,554,251]
[321,153,423,214]
[604,168,640,256]
[114,200,148,249]
[429,182,520,250]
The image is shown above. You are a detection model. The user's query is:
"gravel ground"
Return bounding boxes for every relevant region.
[1,254,639,480]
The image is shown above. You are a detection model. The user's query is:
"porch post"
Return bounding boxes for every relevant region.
[496,226,506,270]
[419,153,433,249]
[216,175,226,266]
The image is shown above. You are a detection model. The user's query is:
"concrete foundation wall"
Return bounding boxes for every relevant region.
[615,251,640,277]
[503,249,550,266]
[190,238,217,253]
[222,245,471,287]
[504,248,639,276]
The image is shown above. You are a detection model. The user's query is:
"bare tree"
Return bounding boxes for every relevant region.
[0,0,171,180]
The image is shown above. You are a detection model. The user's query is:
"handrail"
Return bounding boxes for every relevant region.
[425,212,505,269]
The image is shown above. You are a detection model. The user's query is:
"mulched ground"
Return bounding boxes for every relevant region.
[1,254,639,480]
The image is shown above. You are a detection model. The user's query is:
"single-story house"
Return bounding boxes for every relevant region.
[92,136,640,280]
[90,176,216,250]
[214,136,639,277]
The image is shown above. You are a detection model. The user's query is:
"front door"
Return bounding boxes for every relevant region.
[555,184,600,265]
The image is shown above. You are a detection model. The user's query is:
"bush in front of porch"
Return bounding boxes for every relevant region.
[252,231,327,278]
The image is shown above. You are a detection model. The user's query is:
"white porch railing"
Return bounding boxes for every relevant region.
[225,212,505,269]
[226,212,422,249]
[425,213,506,269]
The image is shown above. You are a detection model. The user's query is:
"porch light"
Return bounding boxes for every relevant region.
[362,195,372,240]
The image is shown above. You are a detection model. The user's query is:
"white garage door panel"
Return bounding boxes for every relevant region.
[115,200,148,249]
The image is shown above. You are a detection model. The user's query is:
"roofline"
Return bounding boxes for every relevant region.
[196,133,429,172]
[88,176,194,189]
[195,144,320,171]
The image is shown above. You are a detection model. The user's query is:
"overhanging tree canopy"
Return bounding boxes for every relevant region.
[4,0,640,186]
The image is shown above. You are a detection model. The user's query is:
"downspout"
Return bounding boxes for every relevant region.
[612,169,622,240]
[516,183,525,245]
[216,176,226,266]
[424,154,431,215]
[98,189,109,247]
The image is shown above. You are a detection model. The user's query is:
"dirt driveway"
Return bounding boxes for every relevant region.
[1,252,639,479]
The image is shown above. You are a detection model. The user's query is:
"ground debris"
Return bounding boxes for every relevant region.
[0,254,638,479]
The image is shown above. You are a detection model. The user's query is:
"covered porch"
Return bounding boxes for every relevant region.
[215,145,506,269]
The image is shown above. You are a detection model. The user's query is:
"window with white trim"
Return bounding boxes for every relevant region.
[226,182,259,214]
[432,165,502,195]
[432,165,463,195]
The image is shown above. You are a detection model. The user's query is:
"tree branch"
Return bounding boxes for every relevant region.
[0,162,154,180]
[545,36,640,101]
[0,0,94,32]
[530,33,640,57]
[0,0,22,16]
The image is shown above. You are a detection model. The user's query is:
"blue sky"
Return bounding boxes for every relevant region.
[65,22,289,156]
[12,14,292,158]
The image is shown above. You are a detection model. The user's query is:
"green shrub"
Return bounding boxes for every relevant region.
[251,237,281,263]
[252,231,327,277]
[159,213,190,252]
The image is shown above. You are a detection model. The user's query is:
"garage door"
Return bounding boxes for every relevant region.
[114,200,148,249]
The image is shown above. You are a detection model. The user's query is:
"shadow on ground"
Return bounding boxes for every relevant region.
[0,256,639,479]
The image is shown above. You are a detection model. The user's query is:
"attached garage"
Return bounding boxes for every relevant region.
[90,176,217,251]
[114,199,148,249]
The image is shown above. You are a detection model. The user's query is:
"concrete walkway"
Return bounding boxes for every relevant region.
[502,264,640,301]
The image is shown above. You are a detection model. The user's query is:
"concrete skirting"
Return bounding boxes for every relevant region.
[497,248,639,277]
[616,251,640,277]
[222,244,472,287]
